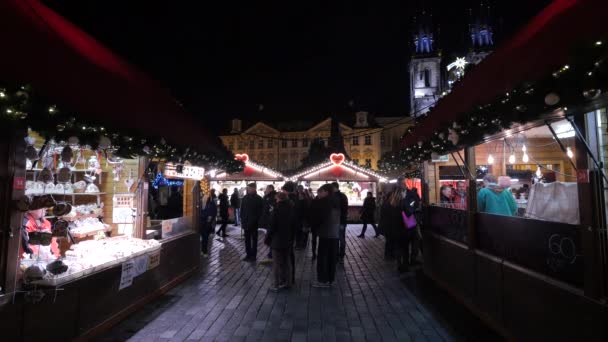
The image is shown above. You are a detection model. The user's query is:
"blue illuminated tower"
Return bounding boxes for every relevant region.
[409,9,442,117]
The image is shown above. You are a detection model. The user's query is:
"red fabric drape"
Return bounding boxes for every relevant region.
[0,0,222,153]
[401,0,608,149]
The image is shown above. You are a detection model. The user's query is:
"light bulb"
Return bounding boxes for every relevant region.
[566,147,573,159]
[487,154,494,164]
[536,166,542,178]
[522,153,529,163]
[508,154,516,164]
[522,144,527,152]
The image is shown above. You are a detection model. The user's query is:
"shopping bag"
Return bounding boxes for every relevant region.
[401,211,417,230]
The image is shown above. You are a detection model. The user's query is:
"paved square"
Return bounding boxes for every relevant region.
[97,225,456,341]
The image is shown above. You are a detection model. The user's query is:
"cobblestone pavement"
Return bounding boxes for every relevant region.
[97,225,457,342]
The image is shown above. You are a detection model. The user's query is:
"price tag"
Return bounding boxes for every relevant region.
[13,176,25,190]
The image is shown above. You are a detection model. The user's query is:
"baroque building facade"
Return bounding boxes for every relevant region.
[219,112,409,172]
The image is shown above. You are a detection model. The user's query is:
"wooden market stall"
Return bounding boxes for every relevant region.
[289,153,388,221]
[399,0,608,340]
[0,1,232,340]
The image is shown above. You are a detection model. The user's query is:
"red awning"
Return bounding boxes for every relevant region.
[0,0,221,154]
[401,0,608,149]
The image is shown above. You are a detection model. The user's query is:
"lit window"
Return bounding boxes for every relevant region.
[380,134,386,147]
[258,140,264,149]
[365,159,372,168]
[352,159,359,165]
[292,139,298,148]
[352,136,359,146]
[364,135,372,145]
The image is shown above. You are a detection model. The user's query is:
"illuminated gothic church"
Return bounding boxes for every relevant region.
[409,1,495,117]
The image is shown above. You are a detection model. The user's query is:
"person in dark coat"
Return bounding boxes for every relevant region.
[312,184,341,287]
[216,188,230,237]
[385,184,415,273]
[281,181,298,281]
[230,188,241,226]
[331,182,348,261]
[260,185,277,229]
[309,191,323,259]
[266,191,296,291]
[358,192,379,238]
[200,189,217,257]
[295,186,311,250]
[379,190,394,260]
[240,183,264,261]
[260,185,277,260]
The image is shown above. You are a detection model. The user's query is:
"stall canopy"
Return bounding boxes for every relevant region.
[211,154,285,182]
[400,0,608,149]
[0,0,223,154]
[290,154,387,182]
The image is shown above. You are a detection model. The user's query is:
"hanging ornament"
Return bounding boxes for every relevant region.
[60,146,73,163]
[87,155,100,170]
[544,93,560,106]
[98,136,112,150]
[566,146,574,158]
[142,145,151,155]
[522,153,529,163]
[68,136,79,146]
[447,128,459,145]
[582,89,601,100]
[508,153,516,164]
[535,166,542,178]
[124,168,135,190]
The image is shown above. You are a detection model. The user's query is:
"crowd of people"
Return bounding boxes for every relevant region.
[199,179,423,292]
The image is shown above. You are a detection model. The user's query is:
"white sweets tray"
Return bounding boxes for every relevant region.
[30,243,161,287]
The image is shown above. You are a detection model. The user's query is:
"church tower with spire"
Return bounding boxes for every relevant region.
[466,1,494,65]
[409,9,442,117]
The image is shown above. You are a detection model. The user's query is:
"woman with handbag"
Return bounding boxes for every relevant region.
[386,186,415,273]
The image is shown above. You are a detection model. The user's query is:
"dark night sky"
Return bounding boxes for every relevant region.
[44,0,551,130]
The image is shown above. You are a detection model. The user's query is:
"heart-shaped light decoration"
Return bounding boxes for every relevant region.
[243,166,254,177]
[235,153,249,164]
[330,153,345,165]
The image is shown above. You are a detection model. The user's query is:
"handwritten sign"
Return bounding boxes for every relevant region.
[119,260,135,290]
[148,250,161,270]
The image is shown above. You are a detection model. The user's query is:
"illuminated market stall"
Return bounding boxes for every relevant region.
[208,153,286,197]
[290,153,387,220]
[0,1,239,340]
[396,0,608,340]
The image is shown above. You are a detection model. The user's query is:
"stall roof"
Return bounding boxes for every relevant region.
[212,160,285,182]
[289,161,387,182]
[0,0,223,154]
[400,0,608,149]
